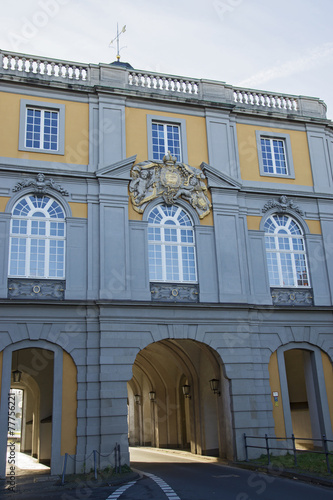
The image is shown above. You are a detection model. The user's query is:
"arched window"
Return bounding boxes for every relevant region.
[9,195,66,279]
[147,204,197,282]
[264,214,309,287]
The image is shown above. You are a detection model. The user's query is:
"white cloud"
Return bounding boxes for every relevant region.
[236,43,333,89]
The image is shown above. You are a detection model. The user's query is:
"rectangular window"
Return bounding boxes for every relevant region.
[25,108,59,151]
[260,138,287,175]
[152,122,181,162]
[19,99,65,155]
[256,131,295,179]
[147,115,188,163]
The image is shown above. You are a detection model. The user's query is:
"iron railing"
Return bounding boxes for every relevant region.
[244,432,333,474]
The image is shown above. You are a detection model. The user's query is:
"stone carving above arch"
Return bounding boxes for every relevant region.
[262,195,303,216]
[13,173,69,196]
[129,152,211,219]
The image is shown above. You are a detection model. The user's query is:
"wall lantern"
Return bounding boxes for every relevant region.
[12,369,22,383]
[149,391,156,402]
[209,378,220,395]
[134,394,141,405]
[12,351,22,383]
[182,384,191,399]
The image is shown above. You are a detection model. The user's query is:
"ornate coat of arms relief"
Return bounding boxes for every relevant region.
[129,152,212,219]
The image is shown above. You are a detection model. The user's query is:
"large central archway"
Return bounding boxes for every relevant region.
[128,339,234,459]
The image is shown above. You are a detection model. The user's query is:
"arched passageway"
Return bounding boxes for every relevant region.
[0,342,78,477]
[269,344,333,450]
[128,339,234,460]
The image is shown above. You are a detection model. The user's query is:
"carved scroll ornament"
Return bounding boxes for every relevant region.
[262,195,303,216]
[129,152,211,219]
[13,173,69,196]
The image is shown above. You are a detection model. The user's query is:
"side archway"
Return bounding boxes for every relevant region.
[269,343,333,448]
[0,340,77,478]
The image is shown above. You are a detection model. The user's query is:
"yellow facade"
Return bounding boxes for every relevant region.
[0,92,89,164]
[68,202,88,218]
[268,351,286,437]
[61,351,77,455]
[322,352,333,433]
[125,107,208,167]
[247,215,322,234]
[126,107,213,225]
[237,124,314,186]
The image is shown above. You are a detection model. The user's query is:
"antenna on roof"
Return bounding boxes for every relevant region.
[109,23,126,61]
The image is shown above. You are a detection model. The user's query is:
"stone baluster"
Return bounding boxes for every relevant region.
[36,60,41,75]
[27,59,33,73]
[64,64,69,78]
[142,74,147,88]
[21,58,27,73]
[14,56,20,71]
[51,62,56,76]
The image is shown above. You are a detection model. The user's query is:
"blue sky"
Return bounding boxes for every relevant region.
[1,0,333,118]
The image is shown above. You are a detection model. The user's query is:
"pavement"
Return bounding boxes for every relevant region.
[0,448,332,497]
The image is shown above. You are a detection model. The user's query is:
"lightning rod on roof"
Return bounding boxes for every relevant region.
[109,23,126,61]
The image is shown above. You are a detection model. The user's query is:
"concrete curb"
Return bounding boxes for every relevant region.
[230,461,333,488]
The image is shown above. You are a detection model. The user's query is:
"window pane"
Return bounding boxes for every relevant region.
[182,247,196,281]
[261,138,288,175]
[25,107,59,151]
[9,195,66,279]
[9,238,26,276]
[165,245,179,281]
[148,204,196,283]
[148,244,163,280]
[151,122,181,162]
[29,239,45,277]
[280,253,294,286]
[265,214,309,288]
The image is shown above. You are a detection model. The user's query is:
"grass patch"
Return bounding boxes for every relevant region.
[246,452,333,477]
[59,464,133,485]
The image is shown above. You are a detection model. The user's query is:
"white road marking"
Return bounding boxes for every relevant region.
[144,471,181,500]
[106,480,137,499]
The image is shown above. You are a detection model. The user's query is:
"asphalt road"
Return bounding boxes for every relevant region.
[1,447,332,499]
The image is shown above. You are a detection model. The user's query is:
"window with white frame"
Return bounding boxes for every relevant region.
[19,99,65,155]
[151,122,181,162]
[260,137,287,175]
[25,107,59,151]
[256,131,295,179]
[148,204,197,282]
[9,195,66,279]
[147,115,188,163]
[264,214,310,287]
